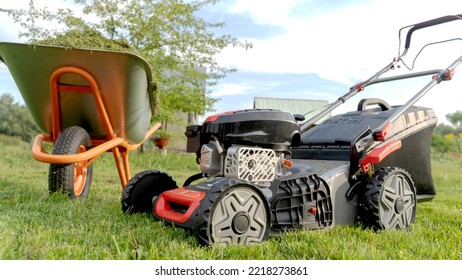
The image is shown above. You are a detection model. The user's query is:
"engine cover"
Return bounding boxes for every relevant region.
[201,109,300,150]
[225,146,279,183]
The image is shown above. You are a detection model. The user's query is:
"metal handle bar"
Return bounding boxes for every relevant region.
[300,60,397,133]
[372,55,462,139]
[403,14,462,51]
[301,15,462,134]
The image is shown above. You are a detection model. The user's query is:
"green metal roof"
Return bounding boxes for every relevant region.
[253,97,329,120]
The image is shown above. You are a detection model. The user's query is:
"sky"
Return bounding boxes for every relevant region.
[1,0,462,124]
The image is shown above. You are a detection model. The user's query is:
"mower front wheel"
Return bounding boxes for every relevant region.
[206,185,270,246]
[48,126,93,199]
[122,170,178,214]
[359,166,417,230]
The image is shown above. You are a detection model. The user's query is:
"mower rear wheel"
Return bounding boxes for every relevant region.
[48,126,93,199]
[359,166,416,230]
[207,185,270,246]
[122,170,178,214]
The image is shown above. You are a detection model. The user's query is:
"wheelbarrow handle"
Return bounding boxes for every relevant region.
[404,14,462,49]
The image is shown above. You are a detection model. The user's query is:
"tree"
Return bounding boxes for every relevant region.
[432,110,462,153]
[2,0,251,129]
[434,122,456,136]
[0,93,39,142]
[446,111,462,129]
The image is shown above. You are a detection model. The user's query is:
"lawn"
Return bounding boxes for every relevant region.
[0,135,461,259]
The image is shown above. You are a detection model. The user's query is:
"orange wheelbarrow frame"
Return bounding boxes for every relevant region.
[31,66,160,190]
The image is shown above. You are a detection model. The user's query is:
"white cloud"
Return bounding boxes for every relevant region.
[210,82,258,97]
[0,0,84,42]
[229,0,300,26]
[219,0,462,84]
[2,0,79,11]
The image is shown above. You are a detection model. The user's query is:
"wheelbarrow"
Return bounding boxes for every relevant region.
[0,42,160,198]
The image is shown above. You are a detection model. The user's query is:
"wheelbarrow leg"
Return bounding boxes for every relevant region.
[112,147,131,188]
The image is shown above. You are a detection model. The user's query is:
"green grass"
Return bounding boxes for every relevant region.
[0,135,461,260]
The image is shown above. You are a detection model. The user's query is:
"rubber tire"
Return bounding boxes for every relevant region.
[196,184,270,246]
[122,170,178,214]
[359,166,417,231]
[48,126,93,199]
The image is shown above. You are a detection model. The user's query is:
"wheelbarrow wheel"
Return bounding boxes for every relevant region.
[122,170,178,214]
[48,126,93,199]
[359,166,417,230]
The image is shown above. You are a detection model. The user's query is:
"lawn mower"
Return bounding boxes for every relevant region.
[121,14,462,245]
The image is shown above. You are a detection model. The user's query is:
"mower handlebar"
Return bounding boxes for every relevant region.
[404,14,462,49]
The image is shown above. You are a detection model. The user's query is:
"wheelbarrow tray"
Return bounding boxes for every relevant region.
[0,42,156,144]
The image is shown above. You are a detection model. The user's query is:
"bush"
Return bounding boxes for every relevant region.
[432,133,461,153]
[0,93,39,142]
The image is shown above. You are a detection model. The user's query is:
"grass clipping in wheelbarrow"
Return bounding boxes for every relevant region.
[36,29,132,51]
[36,29,159,114]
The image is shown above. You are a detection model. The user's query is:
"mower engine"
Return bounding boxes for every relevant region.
[188,109,299,185]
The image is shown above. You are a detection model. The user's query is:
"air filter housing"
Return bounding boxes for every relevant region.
[224,146,279,183]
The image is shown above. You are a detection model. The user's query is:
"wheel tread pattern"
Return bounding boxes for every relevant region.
[193,183,270,246]
[48,126,93,199]
[122,170,178,214]
[359,166,416,230]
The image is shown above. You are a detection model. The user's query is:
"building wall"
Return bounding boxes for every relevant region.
[254,96,330,123]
